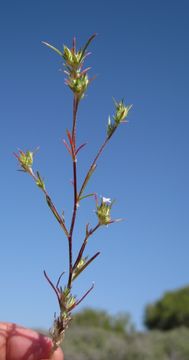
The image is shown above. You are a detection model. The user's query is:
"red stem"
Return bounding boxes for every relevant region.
[68,96,79,289]
[72,96,79,148]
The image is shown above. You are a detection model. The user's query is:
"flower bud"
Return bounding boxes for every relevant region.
[96,197,112,225]
[114,100,132,124]
[72,258,87,281]
[60,287,76,311]
[67,73,89,98]
[36,171,46,191]
[63,46,74,67]
[14,150,34,172]
[63,46,83,70]
[76,258,85,269]
[20,150,33,167]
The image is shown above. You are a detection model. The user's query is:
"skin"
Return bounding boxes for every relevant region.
[0,323,64,360]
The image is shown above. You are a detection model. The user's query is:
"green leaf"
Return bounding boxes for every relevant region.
[79,193,95,201]
[42,41,63,57]
[79,164,97,199]
[79,33,97,61]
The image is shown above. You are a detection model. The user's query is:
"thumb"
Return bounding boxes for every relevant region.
[0,322,64,360]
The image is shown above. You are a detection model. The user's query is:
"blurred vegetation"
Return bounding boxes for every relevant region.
[38,316,189,360]
[39,286,189,360]
[59,305,189,360]
[72,308,135,334]
[144,286,189,331]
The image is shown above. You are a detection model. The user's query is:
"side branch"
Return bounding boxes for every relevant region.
[45,194,69,238]
[73,223,100,270]
[78,137,109,199]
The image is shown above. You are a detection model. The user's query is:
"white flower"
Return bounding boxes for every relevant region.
[102,197,111,204]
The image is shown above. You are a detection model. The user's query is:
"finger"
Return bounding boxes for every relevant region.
[0,322,64,360]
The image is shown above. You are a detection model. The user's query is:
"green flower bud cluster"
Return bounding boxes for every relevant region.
[96,197,112,225]
[60,287,76,312]
[36,171,46,191]
[43,35,96,100]
[63,46,83,70]
[107,99,132,138]
[14,149,46,193]
[114,99,132,124]
[64,46,90,100]
[66,73,89,98]
[19,150,33,171]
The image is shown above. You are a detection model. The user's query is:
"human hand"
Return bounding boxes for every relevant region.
[0,322,64,360]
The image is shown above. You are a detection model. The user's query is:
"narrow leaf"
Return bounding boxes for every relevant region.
[72,252,100,281]
[79,164,97,199]
[80,33,97,61]
[75,283,95,307]
[79,193,95,201]
[66,129,74,156]
[75,143,87,155]
[63,139,72,156]
[42,41,63,57]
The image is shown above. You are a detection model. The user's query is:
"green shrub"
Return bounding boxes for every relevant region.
[73,308,134,334]
[63,326,189,360]
[144,286,189,330]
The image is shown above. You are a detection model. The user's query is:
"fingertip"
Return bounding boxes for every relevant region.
[41,346,64,360]
[49,346,64,360]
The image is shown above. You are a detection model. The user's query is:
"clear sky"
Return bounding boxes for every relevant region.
[1,0,189,331]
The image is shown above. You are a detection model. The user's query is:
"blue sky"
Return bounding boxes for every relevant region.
[0,0,189,331]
